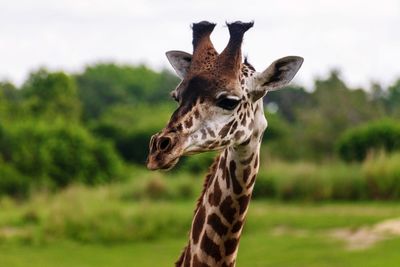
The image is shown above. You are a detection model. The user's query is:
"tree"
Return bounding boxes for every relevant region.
[387,79,400,117]
[21,69,81,121]
[294,70,384,158]
[264,85,311,122]
[76,63,179,120]
[0,81,22,121]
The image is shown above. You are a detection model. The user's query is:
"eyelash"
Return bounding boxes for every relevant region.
[216,97,241,110]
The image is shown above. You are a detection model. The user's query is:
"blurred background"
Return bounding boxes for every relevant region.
[1,1,400,266]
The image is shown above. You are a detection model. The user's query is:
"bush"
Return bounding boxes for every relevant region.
[92,123,156,164]
[362,152,400,199]
[254,161,365,201]
[123,172,199,201]
[175,152,217,174]
[0,120,123,190]
[337,119,400,162]
[0,162,30,198]
[90,104,174,164]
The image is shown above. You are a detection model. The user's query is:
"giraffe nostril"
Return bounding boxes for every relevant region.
[158,136,172,151]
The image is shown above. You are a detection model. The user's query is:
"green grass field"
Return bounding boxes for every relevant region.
[1,199,400,267]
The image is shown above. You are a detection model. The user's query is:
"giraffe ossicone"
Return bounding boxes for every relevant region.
[147,21,303,267]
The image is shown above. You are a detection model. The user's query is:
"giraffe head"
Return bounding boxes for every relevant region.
[147,21,303,170]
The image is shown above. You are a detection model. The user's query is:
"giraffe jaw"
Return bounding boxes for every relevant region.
[159,157,180,171]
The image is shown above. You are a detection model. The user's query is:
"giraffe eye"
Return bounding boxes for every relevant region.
[216,97,240,110]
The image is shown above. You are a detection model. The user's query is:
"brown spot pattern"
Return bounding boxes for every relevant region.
[208,179,222,206]
[219,156,226,173]
[183,244,191,267]
[225,166,231,189]
[219,120,234,137]
[193,109,200,119]
[231,220,243,233]
[201,129,207,140]
[184,116,193,128]
[224,238,238,256]
[193,254,210,267]
[206,127,216,138]
[247,174,257,189]
[200,232,222,262]
[228,121,238,135]
[241,115,247,126]
[234,130,244,140]
[220,196,236,224]
[229,160,242,195]
[242,166,251,183]
[248,119,254,130]
[207,213,228,236]
[192,205,206,244]
[254,155,258,168]
[238,194,250,214]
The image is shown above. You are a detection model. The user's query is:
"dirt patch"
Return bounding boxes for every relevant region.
[0,226,29,239]
[271,225,309,237]
[330,218,400,250]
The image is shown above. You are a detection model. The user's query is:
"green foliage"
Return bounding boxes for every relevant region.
[124,171,200,201]
[0,82,19,119]
[262,112,305,160]
[254,161,365,201]
[175,152,217,174]
[0,81,19,101]
[385,79,400,117]
[21,69,81,121]
[2,62,400,200]
[254,153,400,201]
[337,120,400,161]
[0,120,123,190]
[91,104,175,164]
[265,85,311,122]
[3,207,400,267]
[292,70,383,159]
[363,152,400,199]
[1,182,400,246]
[76,63,178,120]
[0,161,30,198]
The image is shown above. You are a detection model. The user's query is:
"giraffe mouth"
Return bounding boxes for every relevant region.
[159,157,180,171]
[147,155,181,171]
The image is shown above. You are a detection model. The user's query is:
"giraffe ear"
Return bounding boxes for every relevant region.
[166,50,192,79]
[251,56,303,100]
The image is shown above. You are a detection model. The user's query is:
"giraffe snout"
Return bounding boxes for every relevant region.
[146,132,182,171]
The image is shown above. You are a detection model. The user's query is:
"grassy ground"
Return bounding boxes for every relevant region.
[2,236,400,267]
[1,200,400,267]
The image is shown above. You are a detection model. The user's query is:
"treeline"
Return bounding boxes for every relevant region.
[1,63,400,197]
[263,70,400,160]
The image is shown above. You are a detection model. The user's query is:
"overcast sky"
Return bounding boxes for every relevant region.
[1,0,399,89]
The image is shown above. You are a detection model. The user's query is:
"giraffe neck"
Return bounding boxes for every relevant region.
[177,101,266,267]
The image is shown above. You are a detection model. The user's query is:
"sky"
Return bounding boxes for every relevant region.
[1,0,399,89]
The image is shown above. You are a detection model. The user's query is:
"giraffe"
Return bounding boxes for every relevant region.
[147,21,303,267]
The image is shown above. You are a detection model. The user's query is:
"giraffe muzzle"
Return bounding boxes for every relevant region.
[146,132,183,170]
